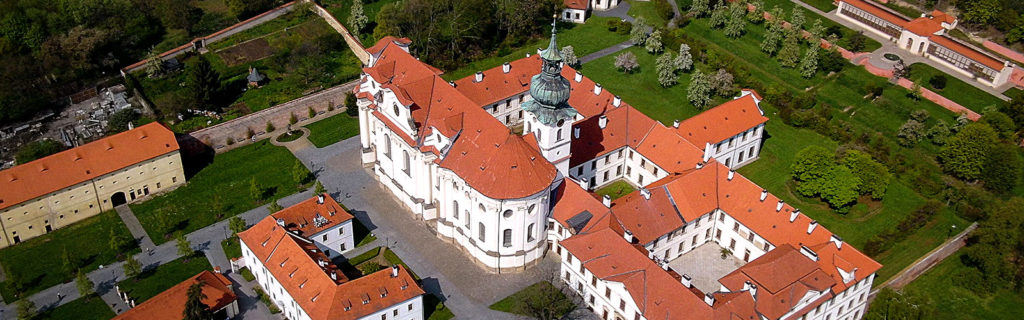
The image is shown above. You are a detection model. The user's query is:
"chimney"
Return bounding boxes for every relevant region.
[696,162,704,169]
[702,143,712,162]
[623,230,634,243]
[502,62,511,73]
[276,218,285,227]
[749,283,758,300]
[760,189,768,202]
[681,274,693,288]
[640,189,651,200]
[580,178,591,190]
[776,200,784,212]
[727,170,735,181]
[704,293,715,306]
[391,265,400,277]
[474,71,483,83]
[526,53,531,58]
[790,209,800,222]
[613,96,622,107]
[599,115,608,129]
[602,195,612,208]
[573,127,581,139]
[574,71,583,82]
[593,83,603,95]
[742,281,751,291]
[330,271,338,281]
[317,194,325,204]
[831,234,843,249]
[807,220,818,234]
[661,261,670,270]
[672,120,680,128]
[800,245,819,261]
[448,81,456,87]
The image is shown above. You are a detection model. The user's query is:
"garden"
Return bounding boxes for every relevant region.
[489,281,576,319]
[907,63,1006,112]
[594,180,637,201]
[131,139,310,244]
[305,112,361,147]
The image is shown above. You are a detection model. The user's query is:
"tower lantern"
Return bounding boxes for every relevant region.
[521,20,578,175]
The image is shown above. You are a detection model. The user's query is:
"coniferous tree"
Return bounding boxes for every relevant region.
[249,177,263,203]
[314,180,327,195]
[16,298,36,320]
[176,232,193,258]
[183,55,221,111]
[292,160,308,186]
[123,254,142,279]
[76,270,94,298]
[229,216,247,236]
[183,282,213,320]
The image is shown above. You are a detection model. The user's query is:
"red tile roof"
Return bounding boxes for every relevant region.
[904,16,944,36]
[719,244,836,319]
[454,57,537,107]
[0,122,180,210]
[564,0,588,10]
[366,36,412,56]
[551,178,611,232]
[239,210,424,320]
[674,94,768,148]
[270,194,354,238]
[931,10,956,24]
[928,35,1006,70]
[113,271,236,320]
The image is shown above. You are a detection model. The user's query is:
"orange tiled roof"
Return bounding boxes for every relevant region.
[551,178,612,232]
[270,194,354,238]
[239,212,424,320]
[113,270,236,320]
[904,16,944,36]
[931,10,956,24]
[366,36,412,56]
[0,122,179,210]
[674,94,768,148]
[719,244,836,319]
[564,0,588,10]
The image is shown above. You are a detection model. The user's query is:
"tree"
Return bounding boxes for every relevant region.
[687,70,713,109]
[145,50,164,78]
[645,30,663,54]
[789,7,806,31]
[268,200,284,213]
[249,177,263,202]
[561,46,579,68]
[514,281,577,320]
[176,232,193,257]
[864,288,933,320]
[928,121,951,145]
[848,31,867,52]
[910,109,930,123]
[229,216,247,236]
[675,44,693,71]
[614,52,639,73]
[710,69,735,96]
[980,111,1016,140]
[656,54,679,87]
[348,0,368,34]
[61,247,76,275]
[292,160,308,186]
[809,19,825,42]
[226,0,275,20]
[897,120,925,147]
[778,33,801,68]
[814,165,861,210]
[76,270,94,298]
[761,21,784,55]
[158,0,201,33]
[842,150,890,199]
[982,143,1022,192]
[958,0,1001,24]
[109,228,131,253]
[819,49,846,74]
[183,281,213,320]
[909,83,923,101]
[940,123,999,180]
[106,108,139,133]
[15,139,65,164]
[747,0,765,23]
[16,297,36,320]
[929,75,948,90]
[799,45,819,78]
[961,198,1024,291]
[314,180,326,195]
[792,145,834,182]
[709,4,729,29]
[289,112,298,125]
[724,2,747,38]
[690,0,710,16]
[155,206,176,238]
[265,121,275,133]
[630,18,648,45]
[183,55,221,111]
[123,254,142,279]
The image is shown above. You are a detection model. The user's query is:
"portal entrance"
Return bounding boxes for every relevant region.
[111,192,127,207]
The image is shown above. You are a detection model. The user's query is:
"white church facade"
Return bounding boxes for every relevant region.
[355,25,882,319]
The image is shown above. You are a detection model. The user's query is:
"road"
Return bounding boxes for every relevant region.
[872,222,978,294]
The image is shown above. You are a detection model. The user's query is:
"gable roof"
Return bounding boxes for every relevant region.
[675,94,768,147]
[0,122,179,210]
[113,271,236,320]
[270,194,354,237]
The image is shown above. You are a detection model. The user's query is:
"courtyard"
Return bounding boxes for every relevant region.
[668,243,746,294]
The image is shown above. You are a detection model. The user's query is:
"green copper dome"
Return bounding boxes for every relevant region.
[522,20,577,126]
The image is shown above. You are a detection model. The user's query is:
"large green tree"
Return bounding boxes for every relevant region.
[864,288,933,320]
[940,123,999,181]
[15,139,65,164]
[183,55,221,111]
[842,150,891,199]
[981,143,1023,193]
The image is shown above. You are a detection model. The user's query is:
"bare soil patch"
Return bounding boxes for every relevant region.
[218,38,275,67]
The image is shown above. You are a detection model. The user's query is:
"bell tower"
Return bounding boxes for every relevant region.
[522,20,578,176]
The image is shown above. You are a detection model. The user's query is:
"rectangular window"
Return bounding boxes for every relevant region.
[733,222,739,231]
[479,223,486,242]
[603,171,609,182]
[604,157,610,165]
[729,239,736,250]
[322,235,328,241]
[616,165,622,176]
[503,229,512,247]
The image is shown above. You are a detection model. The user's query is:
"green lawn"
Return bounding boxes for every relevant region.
[222,236,242,259]
[305,113,360,147]
[801,0,837,13]
[760,0,882,51]
[426,294,456,320]
[628,0,670,27]
[908,63,1005,112]
[0,211,138,301]
[443,16,631,81]
[118,255,213,303]
[904,252,1024,319]
[595,179,637,201]
[132,140,308,244]
[489,281,575,318]
[39,296,114,320]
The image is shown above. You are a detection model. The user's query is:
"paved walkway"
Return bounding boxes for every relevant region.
[114,205,156,252]
[872,222,978,294]
[292,138,556,319]
[581,40,635,64]
[593,1,634,23]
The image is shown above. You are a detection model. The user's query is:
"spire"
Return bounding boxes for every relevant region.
[540,18,562,62]
[521,18,577,126]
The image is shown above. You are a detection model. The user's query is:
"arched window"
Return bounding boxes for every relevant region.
[452,201,459,219]
[384,135,392,158]
[527,223,535,242]
[556,129,562,141]
[527,204,536,215]
[503,229,512,247]
[465,209,471,228]
[402,150,410,175]
[478,223,486,242]
[525,121,531,133]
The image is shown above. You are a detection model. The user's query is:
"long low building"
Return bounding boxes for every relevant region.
[0,122,185,248]
[837,0,1014,87]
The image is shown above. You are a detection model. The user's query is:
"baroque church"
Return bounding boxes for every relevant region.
[354,23,880,320]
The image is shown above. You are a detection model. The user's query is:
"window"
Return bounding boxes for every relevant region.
[384,135,392,158]
[577,167,584,176]
[479,223,486,242]
[733,222,739,231]
[738,151,744,162]
[452,201,459,219]
[557,129,563,141]
[503,210,513,218]
[322,235,328,241]
[339,228,344,235]
[603,171,609,182]
[393,104,400,117]
[616,165,622,176]
[503,229,512,247]
[619,299,625,310]
[528,223,535,241]
[629,150,634,159]
[715,229,722,240]
[402,151,410,175]
[604,156,610,165]
[749,146,756,158]
[626,167,632,176]
[692,235,697,247]
[729,239,736,250]
[409,304,413,311]
[465,208,472,229]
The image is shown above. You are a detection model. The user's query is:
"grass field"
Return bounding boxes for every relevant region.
[595,180,637,201]
[904,253,1024,319]
[801,0,837,13]
[0,211,138,301]
[118,255,212,304]
[426,294,456,320]
[39,296,114,320]
[628,0,670,27]
[132,140,308,244]
[908,63,1005,112]
[759,0,881,52]
[443,16,631,81]
[222,236,242,259]
[489,281,574,318]
[305,113,360,147]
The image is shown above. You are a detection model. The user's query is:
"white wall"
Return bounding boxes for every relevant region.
[559,244,646,320]
[561,9,587,24]
[356,295,424,320]
[568,147,669,191]
[241,240,313,320]
[309,220,355,258]
[707,124,763,169]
